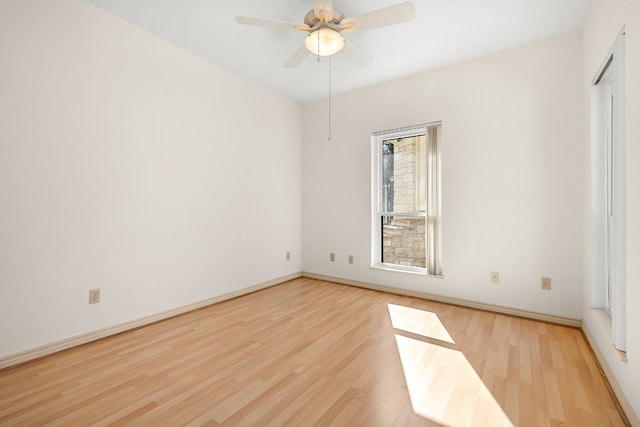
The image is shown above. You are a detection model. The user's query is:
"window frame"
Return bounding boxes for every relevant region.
[370,122,442,276]
[591,27,626,353]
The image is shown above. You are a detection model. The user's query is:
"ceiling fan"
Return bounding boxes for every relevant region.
[236,1,416,69]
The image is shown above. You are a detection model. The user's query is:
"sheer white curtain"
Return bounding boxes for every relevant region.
[425,125,441,276]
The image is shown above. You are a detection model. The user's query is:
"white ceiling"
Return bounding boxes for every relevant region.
[85,0,591,103]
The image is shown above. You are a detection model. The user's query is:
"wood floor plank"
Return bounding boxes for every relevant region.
[0,278,629,426]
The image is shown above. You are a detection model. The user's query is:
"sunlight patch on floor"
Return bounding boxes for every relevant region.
[387,303,455,344]
[395,335,513,426]
[388,304,513,426]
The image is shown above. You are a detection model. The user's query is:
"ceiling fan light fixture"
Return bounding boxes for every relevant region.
[304,27,345,56]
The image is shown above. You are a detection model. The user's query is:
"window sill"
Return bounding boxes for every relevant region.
[370,264,444,278]
[589,308,627,362]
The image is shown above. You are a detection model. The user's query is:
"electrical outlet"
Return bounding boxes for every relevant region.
[286,252,291,261]
[89,288,100,304]
[490,271,500,284]
[348,255,354,264]
[330,252,335,262]
[541,277,552,290]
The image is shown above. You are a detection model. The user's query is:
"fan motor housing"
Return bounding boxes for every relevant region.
[304,9,344,27]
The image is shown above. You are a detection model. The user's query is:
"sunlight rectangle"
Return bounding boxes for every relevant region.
[394,334,513,427]
[387,303,455,344]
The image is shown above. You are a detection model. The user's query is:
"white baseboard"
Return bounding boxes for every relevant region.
[0,272,302,370]
[302,272,582,327]
[582,319,639,426]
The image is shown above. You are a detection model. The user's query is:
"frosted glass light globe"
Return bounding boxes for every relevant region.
[304,28,345,56]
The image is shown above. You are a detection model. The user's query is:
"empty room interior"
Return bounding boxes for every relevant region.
[0,0,639,425]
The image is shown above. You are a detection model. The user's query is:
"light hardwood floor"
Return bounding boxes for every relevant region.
[0,278,629,426]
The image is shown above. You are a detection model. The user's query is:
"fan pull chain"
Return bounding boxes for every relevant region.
[328,55,332,141]
[312,28,331,141]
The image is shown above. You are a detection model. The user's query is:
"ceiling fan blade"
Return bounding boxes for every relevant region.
[339,2,415,33]
[235,16,310,32]
[313,0,334,22]
[341,38,373,67]
[283,45,311,69]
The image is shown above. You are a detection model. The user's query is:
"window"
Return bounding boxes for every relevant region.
[371,122,442,275]
[591,28,626,352]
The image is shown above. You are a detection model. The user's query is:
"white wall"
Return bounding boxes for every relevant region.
[0,0,302,358]
[582,0,640,419]
[302,31,585,319]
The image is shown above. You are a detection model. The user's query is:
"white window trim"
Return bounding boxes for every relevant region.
[370,122,442,276]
